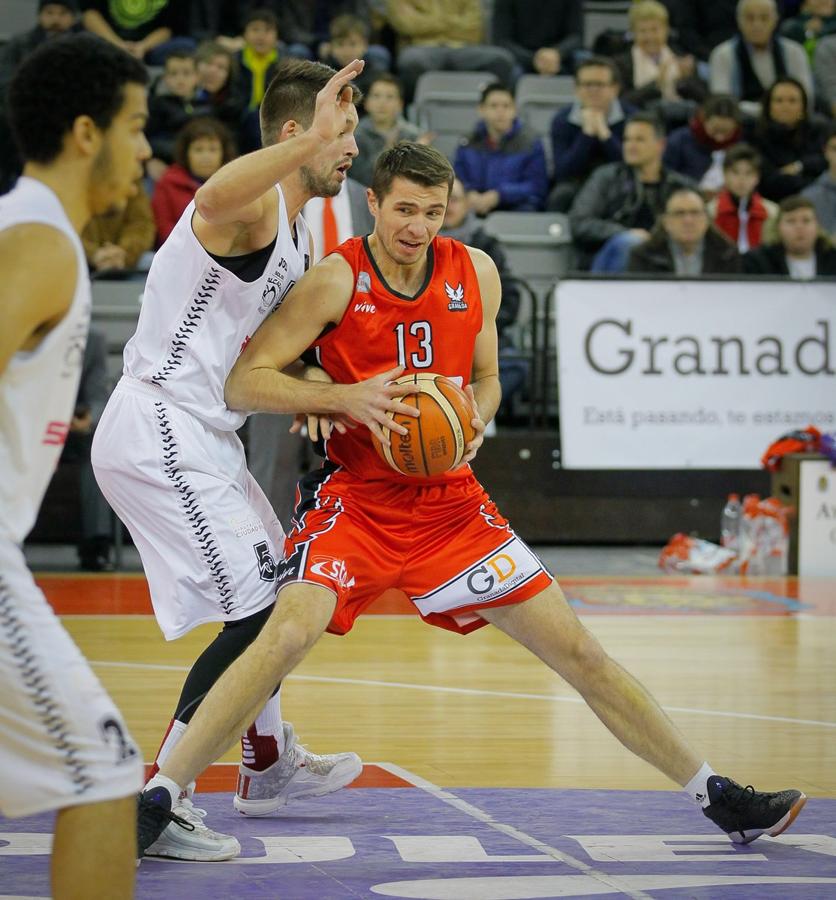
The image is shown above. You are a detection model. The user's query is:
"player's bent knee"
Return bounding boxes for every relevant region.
[261,583,335,653]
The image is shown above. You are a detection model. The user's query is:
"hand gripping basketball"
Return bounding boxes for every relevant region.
[371,373,477,477]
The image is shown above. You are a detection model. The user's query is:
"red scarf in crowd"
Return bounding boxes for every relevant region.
[714,188,769,248]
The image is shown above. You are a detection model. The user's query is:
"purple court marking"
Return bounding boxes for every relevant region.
[1,788,834,899]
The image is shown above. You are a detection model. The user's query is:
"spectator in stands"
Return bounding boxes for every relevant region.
[708,143,778,251]
[351,73,424,187]
[147,50,209,170]
[81,0,192,65]
[663,95,743,193]
[455,83,548,214]
[802,123,836,232]
[813,34,836,116]
[570,112,694,272]
[386,0,515,102]
[780,0,836,58]
[743,193,836,273]
[62,327,116,571]
[318,14,386,100]
[748,76,827,201]
[627,186,742,273]
[441,177,528,421]
[668,0,738,62]
[614,1,705,118]
[0,2,82,194]
[491,0,583,76]
[273,0,380,61]
[709,0,814,116]
[235,7,282,152]
[152,116,236,243]
[303,176,374,262]
[548,57,635,212]
[82,180,155,274]
[194,40,246,136]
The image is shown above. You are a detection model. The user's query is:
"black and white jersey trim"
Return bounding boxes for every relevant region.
[150,265,222,385]
[153,401,236,616]
[0,577,95,796]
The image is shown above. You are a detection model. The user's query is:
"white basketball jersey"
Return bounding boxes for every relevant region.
[0,177,91,543]
[123,185,311,430]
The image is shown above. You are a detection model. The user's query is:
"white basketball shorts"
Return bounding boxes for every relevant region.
[92,377,285,640]
[0,539,143,818]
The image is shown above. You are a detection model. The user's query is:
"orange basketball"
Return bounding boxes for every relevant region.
[372,373,477,477]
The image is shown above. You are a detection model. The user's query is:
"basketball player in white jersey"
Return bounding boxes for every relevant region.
[0,34,149,898]
[92,58,417,860]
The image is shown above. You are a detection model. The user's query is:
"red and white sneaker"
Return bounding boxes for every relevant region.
[234,722,362,816]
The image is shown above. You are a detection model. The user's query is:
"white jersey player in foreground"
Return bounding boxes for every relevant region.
[0,34,149,899]
[92,58,412,860]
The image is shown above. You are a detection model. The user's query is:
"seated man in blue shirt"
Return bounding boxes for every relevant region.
[454,83,548,214]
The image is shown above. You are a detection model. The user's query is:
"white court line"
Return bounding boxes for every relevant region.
[89,659,836,730]
[377,762,653,900]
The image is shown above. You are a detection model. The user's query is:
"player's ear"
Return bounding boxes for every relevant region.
[70,114,102,159]
[366,188,378,216]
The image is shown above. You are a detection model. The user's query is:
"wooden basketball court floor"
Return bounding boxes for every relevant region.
[3,557,836,898]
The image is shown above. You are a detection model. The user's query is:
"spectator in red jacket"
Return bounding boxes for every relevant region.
[151,117,236,243]
[708,143,778,251]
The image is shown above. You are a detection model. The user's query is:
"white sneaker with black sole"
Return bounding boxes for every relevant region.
[144,797,241,861]
[234,722,362,816]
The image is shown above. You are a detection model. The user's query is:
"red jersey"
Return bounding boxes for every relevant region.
[315,235,483,483]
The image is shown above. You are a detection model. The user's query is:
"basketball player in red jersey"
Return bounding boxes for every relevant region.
[137,142,805,853]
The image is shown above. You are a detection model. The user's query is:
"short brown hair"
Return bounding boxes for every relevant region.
[777,194,817,218]
[723,142,761,172]
[260,58,361,146]
[175,116,236,171]
[330,13,368,41]
[371,142,454,202]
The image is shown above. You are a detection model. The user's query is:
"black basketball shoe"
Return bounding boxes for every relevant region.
[702,776,807,844]
[137,786,192,859]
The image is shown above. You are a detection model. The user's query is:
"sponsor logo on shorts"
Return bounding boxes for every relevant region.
[253,541,278,581]
[413,537,543,616]
[98,717,139,766]
[310,556,356,589]
[231,514,262,538]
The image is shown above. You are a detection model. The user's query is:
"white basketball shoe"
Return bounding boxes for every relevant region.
[234,722,363,816]
[144,796,241,861]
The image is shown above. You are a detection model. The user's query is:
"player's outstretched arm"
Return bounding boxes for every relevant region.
[0,224,77,375]
[224,253,418,442]
[194,60,363,229]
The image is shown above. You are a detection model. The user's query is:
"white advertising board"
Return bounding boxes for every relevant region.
[798,459,836,577]
[555,279,836,469]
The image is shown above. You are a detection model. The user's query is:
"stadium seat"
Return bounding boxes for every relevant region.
[412,70,496,138]
[582,0,631,49]
[516,75,576,137]
[1,0,36,42]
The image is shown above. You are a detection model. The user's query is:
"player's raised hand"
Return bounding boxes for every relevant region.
[311,59,364,144]
[339,365,419,445]
[455,384,486,468]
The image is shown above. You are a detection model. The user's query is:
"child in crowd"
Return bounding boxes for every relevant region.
[236,8,280,152]
[708,143,778,252]
[194,40,246,136]
[351,73,425,186]
[151,117,236,244]
[318,14,386,99]
[147,50,207,174]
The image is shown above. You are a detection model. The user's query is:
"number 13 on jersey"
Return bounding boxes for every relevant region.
[394,321,434,369]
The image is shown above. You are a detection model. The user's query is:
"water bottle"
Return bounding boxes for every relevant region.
[720,493,742,552]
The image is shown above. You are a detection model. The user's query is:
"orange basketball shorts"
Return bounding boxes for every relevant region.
[276,464,553,635]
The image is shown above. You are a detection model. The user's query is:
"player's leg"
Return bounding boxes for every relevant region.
[52,796,136,900]
[0,542,143,894]
[481,585,806,842]
[482,583,702,783]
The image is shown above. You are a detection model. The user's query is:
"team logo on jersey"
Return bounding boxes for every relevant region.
[253,541,278,581]
[258,257,291,314]
[356,271,371,294]
[445,281,468,311]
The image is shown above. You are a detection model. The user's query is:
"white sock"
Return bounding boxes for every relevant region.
[684,762,719,808]
[144,773,182,806]
[254,692,285,754]
[155,719,187,769]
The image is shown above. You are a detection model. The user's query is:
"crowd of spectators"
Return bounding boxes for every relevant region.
[1,0,834,282]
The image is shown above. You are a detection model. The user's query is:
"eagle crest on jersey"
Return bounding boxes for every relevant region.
[445,281,467,311]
